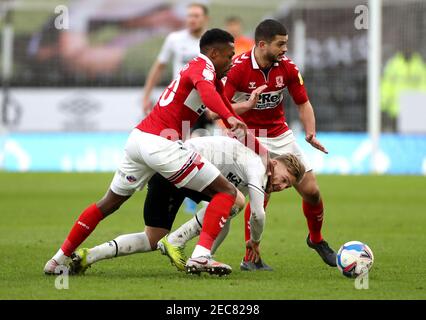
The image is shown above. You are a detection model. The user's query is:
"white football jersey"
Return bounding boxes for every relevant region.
[183,136,268,197]
[157,29,201,78]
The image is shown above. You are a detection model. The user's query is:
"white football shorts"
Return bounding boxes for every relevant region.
[110,129,220,196]
[257,130,313,172]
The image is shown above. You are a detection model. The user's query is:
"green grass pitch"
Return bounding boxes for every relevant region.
[0,172,425,300]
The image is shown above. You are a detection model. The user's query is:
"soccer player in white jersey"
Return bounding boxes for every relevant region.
[142,3,209,114]
[68,136,305,275]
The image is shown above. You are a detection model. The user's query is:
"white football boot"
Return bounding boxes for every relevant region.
[185,255,232,276]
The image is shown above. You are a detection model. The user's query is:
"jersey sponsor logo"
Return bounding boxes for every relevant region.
[255,89,285,109]
[184,89,206,115]
[233,88,285,109]
[249,82,256,89]
[226,172,242,187]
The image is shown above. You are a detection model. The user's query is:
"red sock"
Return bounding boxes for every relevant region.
[61,204,104,256]
[244,198,269,261]
[303,199,324,243]
[198,193,235,250]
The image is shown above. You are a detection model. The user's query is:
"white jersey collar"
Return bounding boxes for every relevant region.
[251,47,279,69]
[198,53,215,71]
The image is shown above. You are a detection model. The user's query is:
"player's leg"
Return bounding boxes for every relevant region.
[70,173,188,274]
[184,174,237,275]
[293,171,337,267]
[256,132,336,267]
[44,129,154,275]
[162,189,243,269]
[44,190,130,275]
[70,227,159,275]
[141,137,239,275]
[166,189,243,247]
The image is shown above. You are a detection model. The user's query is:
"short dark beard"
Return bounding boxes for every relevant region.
[265,51,279,65]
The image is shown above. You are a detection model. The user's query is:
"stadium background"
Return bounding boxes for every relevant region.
[1,0,426,300]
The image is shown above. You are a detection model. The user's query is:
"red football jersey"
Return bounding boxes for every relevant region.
[137,54,233,140]
[224,48,308,137]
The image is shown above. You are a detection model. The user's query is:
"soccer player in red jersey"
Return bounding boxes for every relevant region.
[224,19,337,269]
[44,29,270,276]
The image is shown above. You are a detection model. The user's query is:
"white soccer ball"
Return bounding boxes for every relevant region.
[336,241,374,278]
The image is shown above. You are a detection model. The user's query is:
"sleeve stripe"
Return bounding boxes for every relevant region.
[247,183,266,195]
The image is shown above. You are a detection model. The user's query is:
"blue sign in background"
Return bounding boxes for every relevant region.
[1,132,425,174]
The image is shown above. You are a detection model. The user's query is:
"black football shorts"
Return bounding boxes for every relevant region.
[143,173,211,230]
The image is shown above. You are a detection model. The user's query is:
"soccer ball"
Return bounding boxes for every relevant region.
[336,241,374,278]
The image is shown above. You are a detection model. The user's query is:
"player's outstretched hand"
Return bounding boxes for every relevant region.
[246,239,261,263]
[247,84,268,109]
[142,97,153,116]
[305,133,328,154]
[227,116,247,140]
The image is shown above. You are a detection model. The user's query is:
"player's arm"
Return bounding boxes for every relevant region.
[195,81,247,135]
[245,187,266,262]
[142,61,167,114]
[231,84,268,115]
[142,34,173,114]
[288,65,328,154]
[296,100,327,154]
[221,69,268,116]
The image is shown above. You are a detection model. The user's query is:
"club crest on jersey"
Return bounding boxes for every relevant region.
[275,76,284,88]
[248,82,256,89]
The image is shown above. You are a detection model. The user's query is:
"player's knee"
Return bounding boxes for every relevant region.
[97,190,130,217]
[223,184,237,199]
[234,190,246,210]
[304,188,321,205]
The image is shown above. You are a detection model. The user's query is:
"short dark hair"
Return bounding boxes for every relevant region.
[255,19,287,44]
[188,3,209,16]
[199,28,234,53]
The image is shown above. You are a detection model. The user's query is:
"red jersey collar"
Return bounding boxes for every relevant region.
[250,47,279,70]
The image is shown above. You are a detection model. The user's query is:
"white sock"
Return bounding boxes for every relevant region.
[167,208,205,246]
[87,232,152,264]
[191,244,211,258]
[52,249,68,265]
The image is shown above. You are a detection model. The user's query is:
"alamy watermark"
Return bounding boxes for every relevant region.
[354,5,369,30]
[54,5,69,30]
[354,269,369,290]
[54,265,69,290]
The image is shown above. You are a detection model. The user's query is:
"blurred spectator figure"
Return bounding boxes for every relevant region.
[381,51,426,123]
[225,16,254,57]
[28,0,186,78]
[142,2,209,115]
